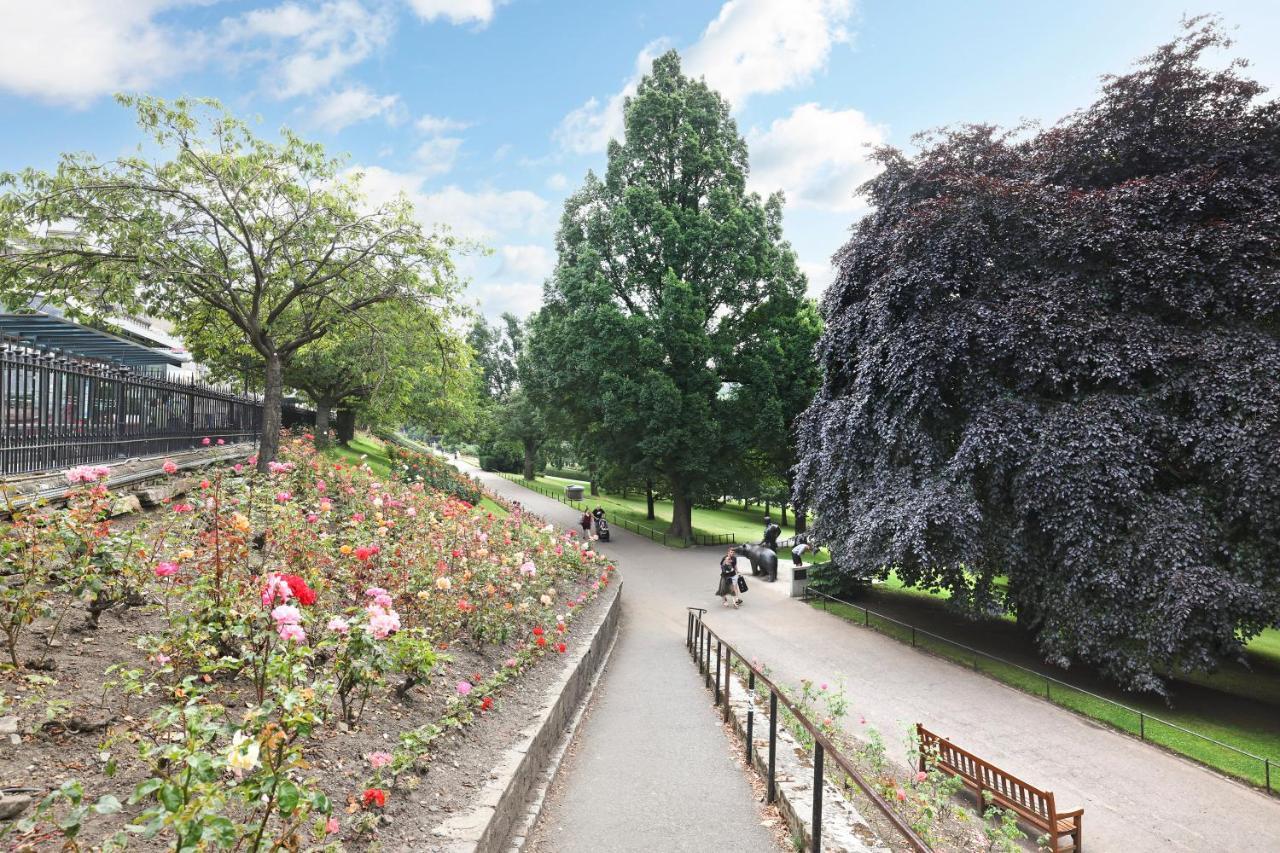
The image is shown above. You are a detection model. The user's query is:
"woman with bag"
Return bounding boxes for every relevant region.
[717,547,744,608]
[580,510,592,540]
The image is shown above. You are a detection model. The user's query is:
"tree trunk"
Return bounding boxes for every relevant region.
[668,477,693,542]
[795,508,808,535]
[781,502,788,527]
[313,397,334,449]
[258,351,284,471]
[646,479,656,520]
[522,438,537,481]
[764,500,770,518]
[742,497,749,511]
[589,468,599,496]
[336,409,356,445]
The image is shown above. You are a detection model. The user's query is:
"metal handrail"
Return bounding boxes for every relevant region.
[804,586,1276,795]
[687,607,932,852]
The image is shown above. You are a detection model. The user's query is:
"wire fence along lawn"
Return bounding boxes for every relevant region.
[494,472,736,547]
[805,586,1278,795]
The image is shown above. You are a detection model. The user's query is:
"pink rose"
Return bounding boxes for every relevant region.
[271,604,302,625]
[277,623,307,644]
[217,438,226,446]
[201,437,211,446]
[368,751,393,769]
[325,817,339,834]
[456,681,472,696]
[327,616,350,634]
[162,459,178,475]
[915,771,927,783]
[154,561,179,578]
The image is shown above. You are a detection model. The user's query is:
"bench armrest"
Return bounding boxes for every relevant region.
[1056,808,1084,821]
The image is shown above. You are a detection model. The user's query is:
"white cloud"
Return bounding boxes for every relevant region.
[352,166,551,242]
[799,259,837,299]
[546,173,569,191]
[405,0,498,26]
[311,86,401,131]
[747,102,885,212]
[413,136,465,176]
[555,0,854,153]
[234,1,393,99]
[497,244,554,280]
[416,114,471,134]
[686,0,853,106]
[0,0,196,105]
[555,39,667,154]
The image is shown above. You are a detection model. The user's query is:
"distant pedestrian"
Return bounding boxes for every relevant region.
[717,547,743,608]
[580,510,592,539]
[791,536,811,567]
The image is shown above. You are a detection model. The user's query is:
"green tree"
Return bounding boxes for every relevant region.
[0,96,458,470]
[527,51,808,540]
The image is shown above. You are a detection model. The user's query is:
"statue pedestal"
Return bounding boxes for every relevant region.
[776,560,809,598]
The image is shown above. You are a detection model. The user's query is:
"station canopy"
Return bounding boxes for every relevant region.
[0,312,184,369]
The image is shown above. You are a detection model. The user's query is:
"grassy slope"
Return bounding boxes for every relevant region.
[816,587,1280,790]
[529,474,828,557]
[322,433,507,518]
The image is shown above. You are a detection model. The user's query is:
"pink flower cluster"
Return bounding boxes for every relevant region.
[64,465,111,484]
[364,587,400,639]
[267,461,295,474]
[271,604,306,643]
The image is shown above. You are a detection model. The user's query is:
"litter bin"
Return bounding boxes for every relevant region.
[565,485,585,501]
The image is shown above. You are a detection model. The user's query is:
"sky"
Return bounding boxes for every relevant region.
[2,0,1279,321]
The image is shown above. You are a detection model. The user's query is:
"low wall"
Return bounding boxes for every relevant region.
[431,579,624,852]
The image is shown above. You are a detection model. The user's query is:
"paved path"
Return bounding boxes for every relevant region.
[479,470,775,853]
[477,468,1280,852]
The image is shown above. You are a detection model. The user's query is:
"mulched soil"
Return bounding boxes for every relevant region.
[1,542,613,851]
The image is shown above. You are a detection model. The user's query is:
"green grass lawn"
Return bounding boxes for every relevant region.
[513,473,829,556]
[814,593,1280,792]
[322,433,394,477]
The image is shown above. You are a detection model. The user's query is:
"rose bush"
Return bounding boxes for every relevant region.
[4,434,613,850]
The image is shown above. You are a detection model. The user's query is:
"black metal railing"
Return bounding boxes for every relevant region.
[1,336,263,476]
[686,607,931,852]
[804,586,1277,796]
[495,472,741,547]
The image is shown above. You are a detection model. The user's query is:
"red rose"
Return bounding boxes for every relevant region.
[283,574,317,606]
[361,788,387,809]
[536,636,547,647]
[556,642,567,654]
[532,626,544,636]
[480,696,493,711]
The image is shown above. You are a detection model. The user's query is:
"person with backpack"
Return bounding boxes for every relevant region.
[580,510,592,539]
[717,547,744,608]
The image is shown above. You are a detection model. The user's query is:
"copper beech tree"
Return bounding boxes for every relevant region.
[0,96,459,470]
[796,21,1280,691]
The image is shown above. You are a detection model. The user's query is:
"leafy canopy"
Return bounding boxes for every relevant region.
[526,51,809,536]
[795,20,1280,691]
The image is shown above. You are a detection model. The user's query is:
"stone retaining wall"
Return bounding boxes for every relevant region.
[431,578,624,852]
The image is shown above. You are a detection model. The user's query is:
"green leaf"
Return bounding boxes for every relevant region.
[158,781,183,813]
[93,794,123,815]
[129,777,163,804]
[203,815,238,846]
[276,780,299,815]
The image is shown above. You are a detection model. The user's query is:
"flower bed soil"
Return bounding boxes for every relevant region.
[0,437,617,850]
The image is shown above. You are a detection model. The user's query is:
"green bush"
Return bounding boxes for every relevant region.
[385,444,484,504]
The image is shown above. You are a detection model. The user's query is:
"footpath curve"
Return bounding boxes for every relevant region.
[471,465,776,853]
[477,467,1280,852]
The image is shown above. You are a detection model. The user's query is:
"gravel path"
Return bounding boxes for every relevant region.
[478,467,1280,851]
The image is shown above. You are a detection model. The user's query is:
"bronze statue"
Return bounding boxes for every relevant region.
[734,542,778,582]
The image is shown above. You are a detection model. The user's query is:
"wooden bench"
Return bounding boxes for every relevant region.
[916,723,1083,852]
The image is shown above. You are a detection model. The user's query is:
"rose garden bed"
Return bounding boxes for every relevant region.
[0,435,616,851]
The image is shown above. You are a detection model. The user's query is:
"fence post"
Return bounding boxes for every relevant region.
[864,607,869,626]
[1140,712,1146,740]
[687,612,693,650]
[813,741,824,852]
[746,706,754,763]
[768,690,778,804]
[715,641,722,705]
[911,626,916,647]
[1267,758,1271,794]
[723,648,731,721]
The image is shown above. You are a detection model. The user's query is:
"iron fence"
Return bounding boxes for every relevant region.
[687,607,931,852]
[1,335,263,476]
[804,586,1277,796]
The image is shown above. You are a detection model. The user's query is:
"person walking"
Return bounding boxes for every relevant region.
[717,547,744,608]
[580,510,593,540]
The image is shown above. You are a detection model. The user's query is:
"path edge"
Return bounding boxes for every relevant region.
[431,578,624,852]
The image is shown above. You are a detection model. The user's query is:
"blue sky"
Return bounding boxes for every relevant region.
[3,0,1279,320]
